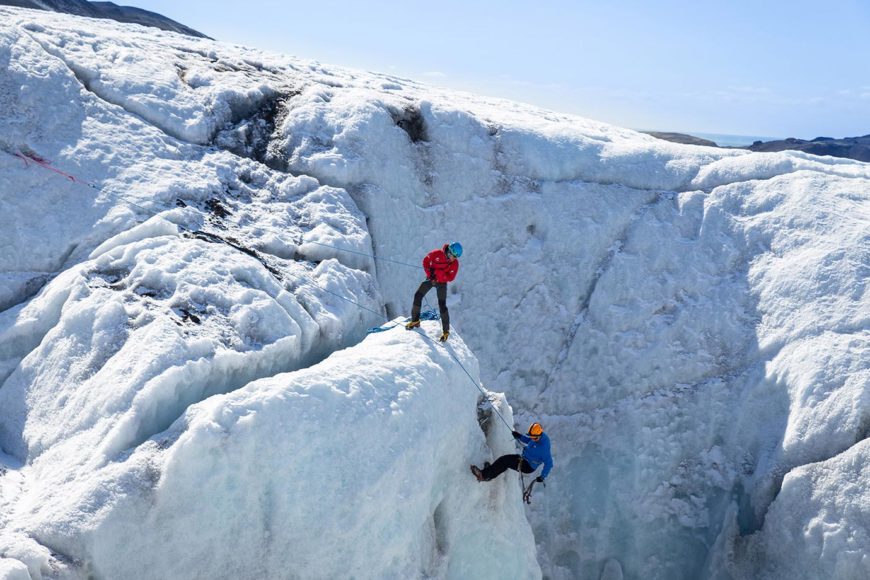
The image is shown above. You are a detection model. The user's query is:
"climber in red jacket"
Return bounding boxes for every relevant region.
[405,242,462,341]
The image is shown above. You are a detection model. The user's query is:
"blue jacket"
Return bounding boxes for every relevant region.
[519,433,553,479]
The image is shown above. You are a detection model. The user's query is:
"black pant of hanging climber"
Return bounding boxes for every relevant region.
[410,280,449,334]
[480,454,536,481]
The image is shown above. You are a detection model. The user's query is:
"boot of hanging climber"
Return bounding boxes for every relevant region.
[439,331,449,342]
[405,319,421,330]
[470,465,485,482]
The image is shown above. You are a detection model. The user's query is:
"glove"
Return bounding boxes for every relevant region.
[428,268,436,281]
[512,430,522,439]
[536,476,545,483]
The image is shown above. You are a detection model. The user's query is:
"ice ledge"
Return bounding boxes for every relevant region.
[3,319,540,579]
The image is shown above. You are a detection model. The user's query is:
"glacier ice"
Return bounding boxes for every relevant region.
[1,6,869,580]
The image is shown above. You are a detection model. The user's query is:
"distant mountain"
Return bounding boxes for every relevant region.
[746,134,870,162]
[0,0,209,38]
[642,131,718,147]
[647,130,870,163]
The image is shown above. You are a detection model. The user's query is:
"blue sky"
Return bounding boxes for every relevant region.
[122,0,870,139]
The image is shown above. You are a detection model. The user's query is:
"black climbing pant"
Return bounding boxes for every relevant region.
[481,454,536,481]
[410,280,449,333]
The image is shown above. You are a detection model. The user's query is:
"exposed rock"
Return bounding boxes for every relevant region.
[0,0,209,38]
[642,131,718,147]
[746,134,870,162]
[646,130,870,163]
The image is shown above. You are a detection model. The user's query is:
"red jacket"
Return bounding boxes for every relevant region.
[423,246,459,284]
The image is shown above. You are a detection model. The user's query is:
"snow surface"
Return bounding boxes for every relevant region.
[1,6,869,580]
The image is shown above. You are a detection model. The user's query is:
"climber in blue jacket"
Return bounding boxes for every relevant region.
[471,422,553,483]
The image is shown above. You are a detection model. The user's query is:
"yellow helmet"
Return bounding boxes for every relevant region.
[528,422,543,437]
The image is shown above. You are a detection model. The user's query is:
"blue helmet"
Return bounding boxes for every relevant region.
[448,242,463,258]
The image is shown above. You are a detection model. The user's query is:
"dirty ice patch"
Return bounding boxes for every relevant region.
[19,17,277,145]
[0,232,381,479]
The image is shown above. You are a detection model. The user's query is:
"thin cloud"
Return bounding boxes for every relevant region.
[728,85,773,95]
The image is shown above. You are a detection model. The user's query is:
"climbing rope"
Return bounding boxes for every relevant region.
[307,241,419,269]
[3,146,99,189]
[437,331,514,432]
[303,227,517,432]
[366,308,438,334]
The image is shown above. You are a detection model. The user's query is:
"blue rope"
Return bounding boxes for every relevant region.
[418,309,440,321]
[367,308,438,334]
[366,322,400,334]
[316,285,388,320]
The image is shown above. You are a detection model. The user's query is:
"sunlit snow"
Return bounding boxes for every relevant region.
[1,6,869,580]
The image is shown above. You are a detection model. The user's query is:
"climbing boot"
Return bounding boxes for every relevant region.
[405,319,421,330]
[470,465,484,482]
[439,331,449,342]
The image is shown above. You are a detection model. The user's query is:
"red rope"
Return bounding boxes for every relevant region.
[3,145,100,189]
[13,150,80,183]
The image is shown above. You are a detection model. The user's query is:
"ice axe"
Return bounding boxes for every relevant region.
[523,478,544,504]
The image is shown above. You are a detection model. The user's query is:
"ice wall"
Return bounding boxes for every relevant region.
[272,67,870,579]
[2,7,869,580]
